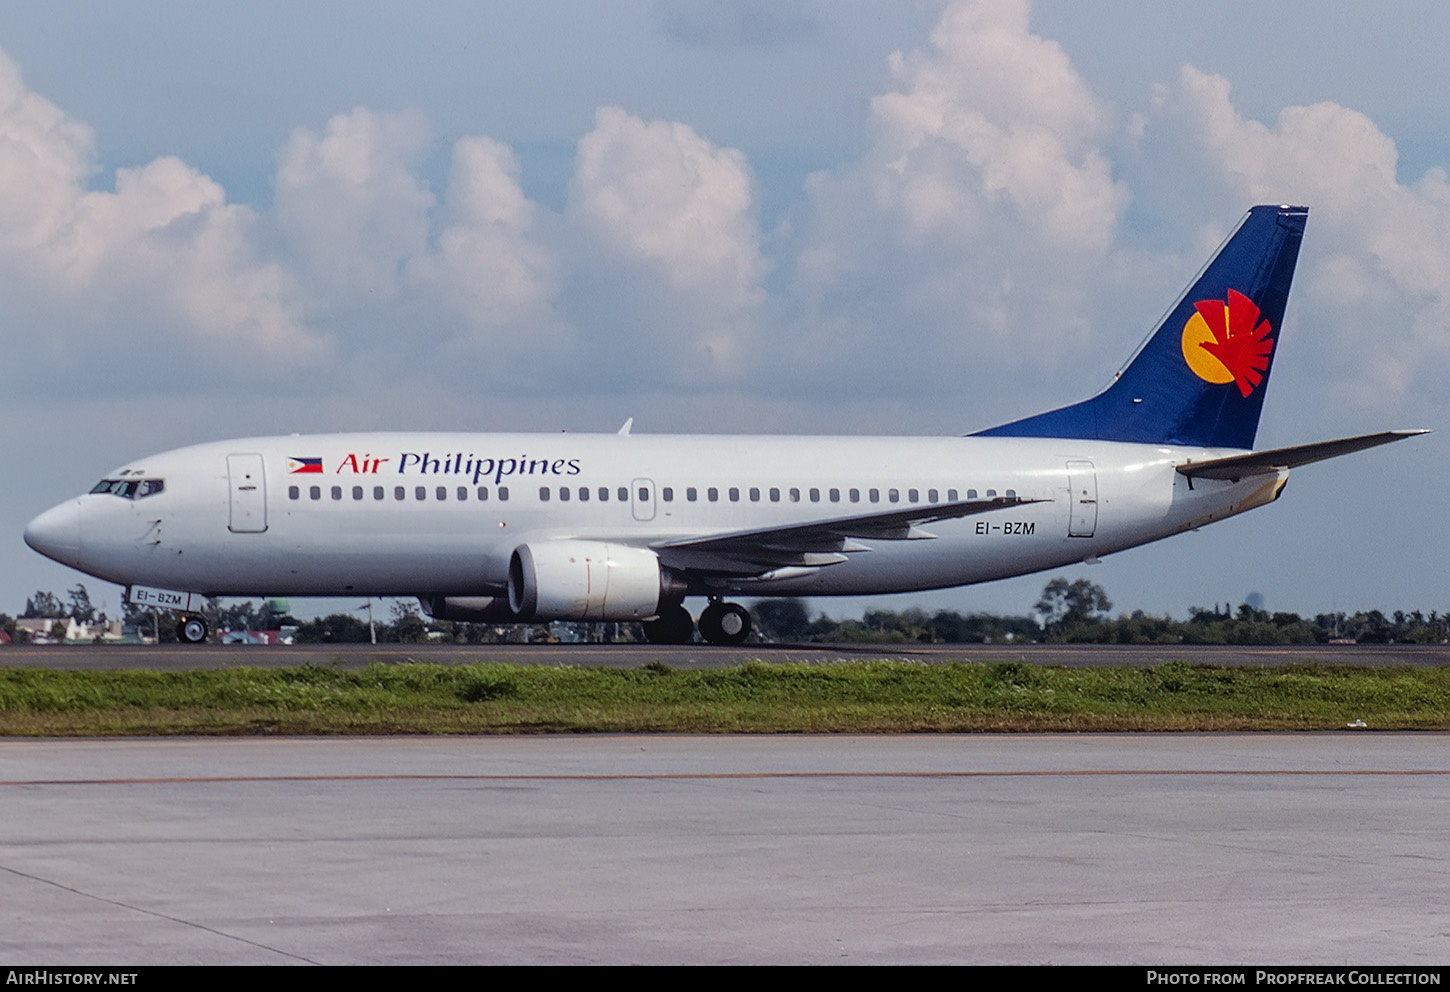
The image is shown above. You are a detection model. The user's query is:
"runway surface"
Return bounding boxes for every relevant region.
[4,640,1449,670]
[3,733,1447,964]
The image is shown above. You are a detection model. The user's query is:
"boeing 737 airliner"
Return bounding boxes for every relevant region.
[24,205,1426,644]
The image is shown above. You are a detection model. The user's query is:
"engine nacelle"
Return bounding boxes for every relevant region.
[507,541,683,621]
[420,596,515,623]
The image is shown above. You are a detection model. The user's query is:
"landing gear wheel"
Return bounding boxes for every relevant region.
[177,616,208,644]
[698,601,751,646]
[643,604,695,645]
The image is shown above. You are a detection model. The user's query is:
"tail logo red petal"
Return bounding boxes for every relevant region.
[1180,289,1274,397]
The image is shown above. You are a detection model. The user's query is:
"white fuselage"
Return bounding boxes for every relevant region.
[28,432,1285,600]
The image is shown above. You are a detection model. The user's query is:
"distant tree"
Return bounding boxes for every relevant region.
[292,614,374,643]
[927,609,1040,644]
[22,590,64,619]
[1035,578,1112,632]
[751,599,813,643]
[389,599,428,643]
[66,584,95,623]
[212,599,261,632]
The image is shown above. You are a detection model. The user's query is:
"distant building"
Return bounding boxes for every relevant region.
[220,628,297,646]
[14,618,126,644]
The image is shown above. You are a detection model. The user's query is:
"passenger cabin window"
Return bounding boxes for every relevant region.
[749,487,761,502]
[729,487,740,502]
[288,485,299,500]
[809,488,820,502]
[869,488,880,503]
[374,486,385,501]
[662,487,673,502]
[394,487,405,501]
[790,488,801,502]
[540,487,550,501]
[559,487,570,501]
[457,487,468,501]
[708,487,719,502]
[598,487,609,501]
[310,486,321,500]
[849,488,860,503]
[769,487,779,502]
[332,486,343,500]
[687,487,698,502]
[829,488,840,502]
[928,489,938,503]
[579,487,590,501]
[498,487,509,501]
[354,486,365,501]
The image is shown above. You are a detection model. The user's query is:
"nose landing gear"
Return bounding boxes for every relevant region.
[177,616,209,644]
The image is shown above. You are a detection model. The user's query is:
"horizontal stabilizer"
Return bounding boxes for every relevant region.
[1176,430,1430,481]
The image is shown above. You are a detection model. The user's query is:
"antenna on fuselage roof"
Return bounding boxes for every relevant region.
[618,418,634,436]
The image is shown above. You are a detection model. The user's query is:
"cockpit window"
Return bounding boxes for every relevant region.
[89,478,165,500]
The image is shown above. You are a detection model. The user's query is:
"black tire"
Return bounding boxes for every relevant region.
[177,617,208,644]
[643,604,695,644]
[698,601,751,646]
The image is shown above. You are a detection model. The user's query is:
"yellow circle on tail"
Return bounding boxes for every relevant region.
[1181,310,1234,384]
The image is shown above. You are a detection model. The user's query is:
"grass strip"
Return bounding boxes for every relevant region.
[1,660,1448,736]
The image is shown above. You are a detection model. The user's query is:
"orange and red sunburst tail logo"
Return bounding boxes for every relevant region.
[1180,289,1275,397]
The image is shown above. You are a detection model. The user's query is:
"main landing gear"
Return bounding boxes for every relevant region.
[642,604,694,645]
[177,615,209,644]
[641,600,753,646]
[698,601,751,646]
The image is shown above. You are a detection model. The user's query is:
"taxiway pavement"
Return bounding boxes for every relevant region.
[3,640,1449,670]
[2,733,1446,964]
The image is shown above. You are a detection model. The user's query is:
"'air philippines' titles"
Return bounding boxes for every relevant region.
[310,453,584,486]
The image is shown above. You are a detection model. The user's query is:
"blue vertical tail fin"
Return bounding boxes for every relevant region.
[973,205,1307,450]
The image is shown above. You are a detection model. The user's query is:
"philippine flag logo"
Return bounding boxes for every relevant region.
[1180,289,1275,398]
[287,457,323,474]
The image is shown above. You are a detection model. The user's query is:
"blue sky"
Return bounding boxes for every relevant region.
[2,0,1444,623]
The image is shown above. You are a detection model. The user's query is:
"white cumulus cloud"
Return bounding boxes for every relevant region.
[275,107,434,303]
[789,0,1129,414]
[572,106,764,306]
[568,106,766,378]
[1156,65,1450,412]
[0,48,318,368]
[404,135,559,339]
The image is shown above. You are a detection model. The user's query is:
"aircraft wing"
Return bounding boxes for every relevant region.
[1176,429,1429,482]
[652,495,1048,574]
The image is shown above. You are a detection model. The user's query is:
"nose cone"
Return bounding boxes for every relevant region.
[24,499,83,567]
